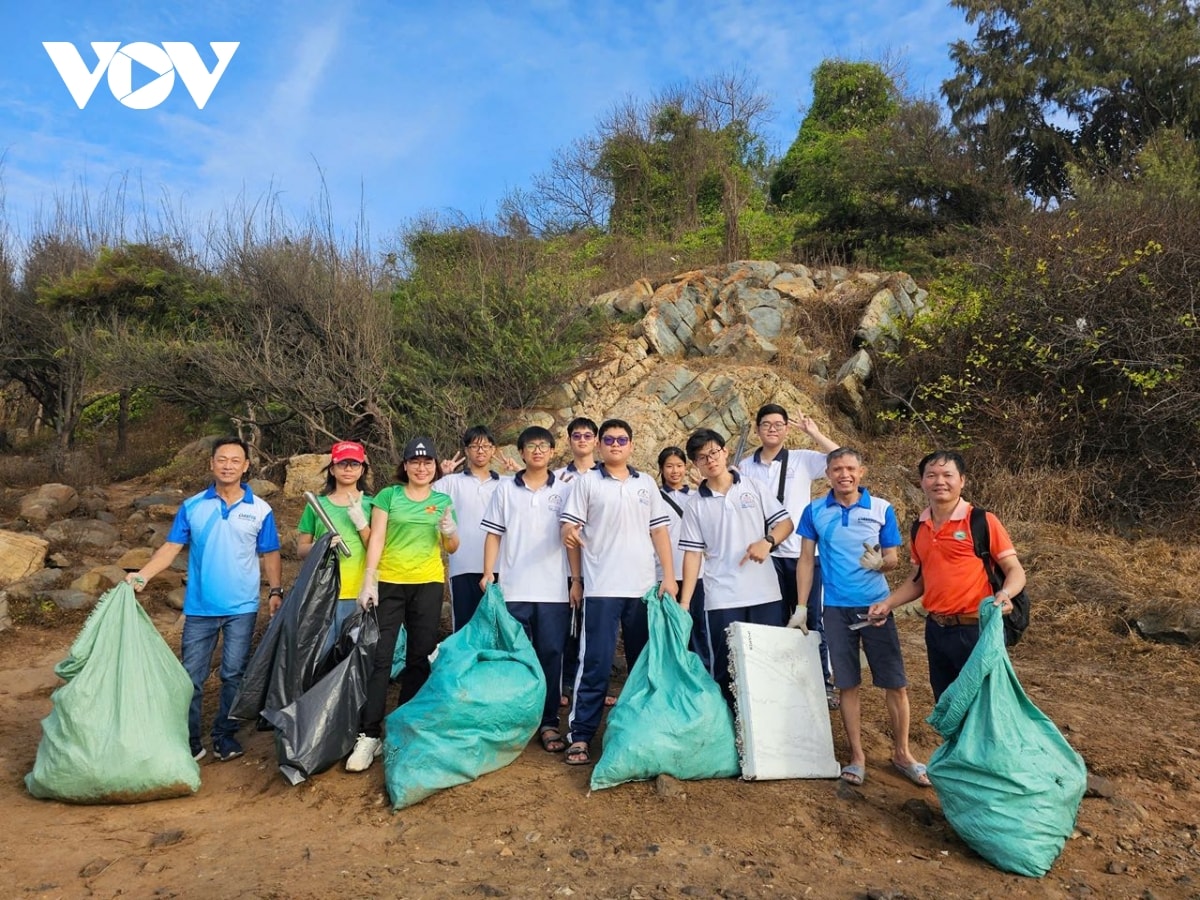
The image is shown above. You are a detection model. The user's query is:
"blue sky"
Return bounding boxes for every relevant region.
[0,1,973,246]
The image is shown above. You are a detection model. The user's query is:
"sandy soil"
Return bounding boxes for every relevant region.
[1,493,1198,899]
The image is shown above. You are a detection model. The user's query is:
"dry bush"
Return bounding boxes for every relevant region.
[874,189,1200,531]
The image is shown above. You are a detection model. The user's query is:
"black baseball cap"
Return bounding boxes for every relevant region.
[403,437,437,460]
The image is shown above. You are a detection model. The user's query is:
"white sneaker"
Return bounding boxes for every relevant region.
[345,734,382,772]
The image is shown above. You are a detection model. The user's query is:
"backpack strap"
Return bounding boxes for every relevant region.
[659,488,683,518]
[969,505,1003,592]
[776,449,789,504]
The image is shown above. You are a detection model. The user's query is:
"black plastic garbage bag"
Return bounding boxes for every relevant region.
[262,610,379,785]
[231,533,341,722]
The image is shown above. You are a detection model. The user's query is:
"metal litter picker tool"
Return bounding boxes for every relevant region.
[303,491,352,558]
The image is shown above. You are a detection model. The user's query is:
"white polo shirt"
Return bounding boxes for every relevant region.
[559,465,671,597]
[656,485,701,581]
[433,469,503,578]
[679,471,791,612]
[553,460,595,483]
[738,447,827,559]
[481,471,571,604]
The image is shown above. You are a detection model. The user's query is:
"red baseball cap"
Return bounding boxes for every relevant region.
[330,441,366,464]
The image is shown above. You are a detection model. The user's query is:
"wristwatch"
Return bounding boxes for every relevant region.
[764,534,777,549]
[268,587,284,598]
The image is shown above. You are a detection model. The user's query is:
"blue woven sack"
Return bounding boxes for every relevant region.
[383,584,543,809]
[591,587,739,790]
[927,597,1086,877]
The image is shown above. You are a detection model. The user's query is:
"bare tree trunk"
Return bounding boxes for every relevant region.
[115,389,129,454]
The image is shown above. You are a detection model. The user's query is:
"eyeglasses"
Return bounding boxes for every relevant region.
[333,460,363,469]
[570,431,595,442]
[524,441,551,452]
[467,442,494,451]
[758,420,788,432]
[407,457,435,465]
[601,435,630,447]
[694,449,724,464]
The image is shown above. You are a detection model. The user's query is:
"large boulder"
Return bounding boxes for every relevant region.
[0,530,50,586]
[19,484,79,524]
[284,453,329,498]
[3,568,65,600]
[43,519,121,551]
[1136,607,1200,645]
[70,565,131,594]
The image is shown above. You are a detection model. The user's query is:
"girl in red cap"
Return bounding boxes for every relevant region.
[297,441,373,639]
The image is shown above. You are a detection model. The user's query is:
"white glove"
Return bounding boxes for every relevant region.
[859,542,884,571]
[786,605,810,634]
[438,505,458,536]
[346,499,369,530]
[357,570,379,610]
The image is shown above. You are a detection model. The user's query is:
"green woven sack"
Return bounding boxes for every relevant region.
[591,587,739,791]
[383,584,543,809]
[927,597,1086,877]
[26,583,200,803]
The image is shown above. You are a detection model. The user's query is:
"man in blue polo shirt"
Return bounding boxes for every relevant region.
[795,447,928,787]
[127,436,282,763]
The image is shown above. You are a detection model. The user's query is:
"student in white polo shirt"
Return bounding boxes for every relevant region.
[738,403,839,702]
[657,445,708,671]
[553,416,599,706]
[680,428,793,705]
[481,425,575,754]
[434,425,508,631]
[559,418,677,766]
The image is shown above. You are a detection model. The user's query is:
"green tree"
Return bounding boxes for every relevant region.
[772,60,1004,264]
[944,0,1200,203]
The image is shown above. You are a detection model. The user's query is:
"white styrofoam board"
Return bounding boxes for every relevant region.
[728,622,841,780]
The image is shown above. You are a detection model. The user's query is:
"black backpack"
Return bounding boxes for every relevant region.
[909,507,1029,647]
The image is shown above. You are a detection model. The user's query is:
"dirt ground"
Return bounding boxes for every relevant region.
[2,496,1199,899]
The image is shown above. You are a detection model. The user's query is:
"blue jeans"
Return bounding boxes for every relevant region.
[181,612,257,746]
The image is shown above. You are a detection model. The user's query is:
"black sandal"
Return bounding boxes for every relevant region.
[539,728,566,753]
[564,741,591,765]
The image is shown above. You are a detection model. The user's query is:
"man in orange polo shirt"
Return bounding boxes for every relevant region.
[868,451,1026,700]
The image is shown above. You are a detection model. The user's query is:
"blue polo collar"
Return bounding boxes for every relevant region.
[822,487,873,509]
[598,464,642,480]
[515,470,556,488]
[463,469,500,481]
[698,470,742,497]
[752,447,788,465]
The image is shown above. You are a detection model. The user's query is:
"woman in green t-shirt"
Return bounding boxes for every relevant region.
[297,440,373,640]
[346,436,460,773]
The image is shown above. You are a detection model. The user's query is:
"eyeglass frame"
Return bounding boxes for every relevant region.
[600,435,630,447]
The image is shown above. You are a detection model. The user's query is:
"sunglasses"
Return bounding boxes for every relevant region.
[601,435,630,447]
[570,431,595,441]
